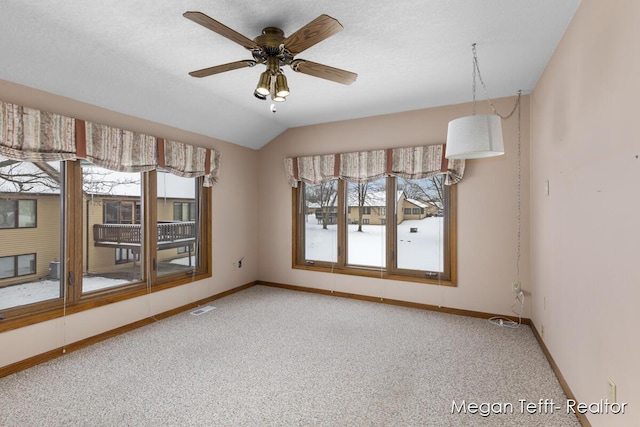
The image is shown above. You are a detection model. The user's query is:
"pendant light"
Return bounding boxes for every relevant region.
[446,44,512,160]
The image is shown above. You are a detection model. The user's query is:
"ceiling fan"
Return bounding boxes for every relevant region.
[183,11,358,102]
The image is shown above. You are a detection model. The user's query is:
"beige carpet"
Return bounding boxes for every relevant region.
[0,285,580,426]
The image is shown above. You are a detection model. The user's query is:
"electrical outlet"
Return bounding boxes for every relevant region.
[512,281,520,293]
[608,379,616,402]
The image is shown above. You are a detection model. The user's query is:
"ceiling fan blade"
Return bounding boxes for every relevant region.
[189,60,257,78]
[183,11,259,50]
[290,59,357,85]
[282,15,343,55]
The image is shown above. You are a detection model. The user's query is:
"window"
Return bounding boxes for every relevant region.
[293,175,456,284]
[0,254,36,279]
[0,156,61,312]
[174,202,196,221]
[395,176,447,274]
[347,179,386,267]
[83,162,143,293]
[104,201,140,224]
[0,199,36,228]
[0,106,218,327]
[0,158,212,323]
[301,180,338,263]
[157,173,199,276]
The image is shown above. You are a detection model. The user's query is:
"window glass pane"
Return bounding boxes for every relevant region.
[0,256,13,279]
[303,181,338,263]
[18,200,37,227]
[0,156,62,310]
[120,202,134,224]
[397,176,445,272]
[17,254,36,276]
[347,178,386,267]
[104,201,119,224]
[0,200,17,228]
[83,162,143,293]
[156,172,198,276]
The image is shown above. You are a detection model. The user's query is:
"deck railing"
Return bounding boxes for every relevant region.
[93,221,196,249]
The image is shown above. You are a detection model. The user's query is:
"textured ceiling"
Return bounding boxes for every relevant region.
[0,1,581,149]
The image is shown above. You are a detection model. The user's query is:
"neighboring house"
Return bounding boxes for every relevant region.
[402,198,440,220]
[347,191,404,225]
[0,160,196,288]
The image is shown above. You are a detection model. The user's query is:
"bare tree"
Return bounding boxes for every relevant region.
[0,159,60,192]
[355,182,369,232]
[398,176,444,214]
[305,181,338,230]
[0,158,140,196]
[318,181,337,230]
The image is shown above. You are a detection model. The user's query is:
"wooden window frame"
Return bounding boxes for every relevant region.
[292,176,457,286]
[0,162,212,331]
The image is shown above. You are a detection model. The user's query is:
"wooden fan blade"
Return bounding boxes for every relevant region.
[189,60,257,78]
[184,11,259,50]
[282,15,343,55]
[290,59,357,85]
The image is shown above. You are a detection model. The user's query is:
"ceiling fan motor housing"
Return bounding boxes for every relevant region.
[252,27,293,66]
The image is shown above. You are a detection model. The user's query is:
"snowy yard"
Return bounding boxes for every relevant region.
[0,256,195,311]
[0,276,129,311]
[305,215,444,271]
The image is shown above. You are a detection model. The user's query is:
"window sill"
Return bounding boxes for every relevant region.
[292,263,456,286]
[0,271,211,333]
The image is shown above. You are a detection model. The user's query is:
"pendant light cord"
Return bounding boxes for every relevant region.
[471,43,524,327]
[471,43,521,120]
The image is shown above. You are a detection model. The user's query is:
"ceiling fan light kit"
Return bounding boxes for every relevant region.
[184,11,357,103]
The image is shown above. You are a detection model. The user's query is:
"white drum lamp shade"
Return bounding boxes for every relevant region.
[445,114,505,159]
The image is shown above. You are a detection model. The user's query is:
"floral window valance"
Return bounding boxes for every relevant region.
[284,144,465,187]
[0,100,220,186]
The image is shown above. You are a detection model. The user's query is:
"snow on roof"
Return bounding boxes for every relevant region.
[347,191,403,207]
[405,198,428,209]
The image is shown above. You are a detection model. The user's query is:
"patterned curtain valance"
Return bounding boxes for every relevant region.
[0,100,221,186]
[162,139,220,187]
[0,101,76,162]
[83,121,157,173]
[284,144,465,187]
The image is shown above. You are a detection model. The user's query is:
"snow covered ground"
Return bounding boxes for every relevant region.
[1,218,444,312]
[305,215,443,271]
[0,256,197,311]
[0,276,129,311]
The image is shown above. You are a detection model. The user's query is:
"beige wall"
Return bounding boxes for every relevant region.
[0,80,259,368]
[530,0,639,425]
[258,95,530,317]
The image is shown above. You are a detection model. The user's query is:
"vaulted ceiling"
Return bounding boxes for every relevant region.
[1,1,581,149]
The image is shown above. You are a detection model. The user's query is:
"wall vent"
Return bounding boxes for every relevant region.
[190,305,216,316]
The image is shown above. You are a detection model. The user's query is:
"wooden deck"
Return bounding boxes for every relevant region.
[93,221,196,250]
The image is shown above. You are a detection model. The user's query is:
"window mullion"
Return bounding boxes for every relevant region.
[386,176,396,274]
[63,160,81,303]
[337,179,347,267]
[146,170,157,285]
